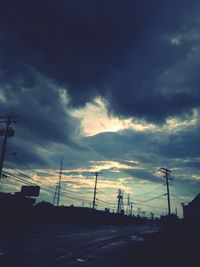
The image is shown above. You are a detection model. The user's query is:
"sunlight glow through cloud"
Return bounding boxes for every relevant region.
[71,98,199,136]
[60,160,141,173]
[71,97,156,136]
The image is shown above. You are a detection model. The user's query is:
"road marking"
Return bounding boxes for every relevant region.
[55,253,73,261]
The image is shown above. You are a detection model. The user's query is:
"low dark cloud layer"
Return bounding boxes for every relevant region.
[0,0,200,123]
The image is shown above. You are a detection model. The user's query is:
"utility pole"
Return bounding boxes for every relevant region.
[159,167,172,215]
[0,116,17,179]
[91,171,102,209]
[53,156,63,206]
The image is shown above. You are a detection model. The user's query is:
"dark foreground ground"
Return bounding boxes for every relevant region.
[117,222,200,267]
[0,223,158,267]
[0,222,199,267]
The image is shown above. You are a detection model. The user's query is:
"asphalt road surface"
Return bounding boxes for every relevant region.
[0,224,159,267]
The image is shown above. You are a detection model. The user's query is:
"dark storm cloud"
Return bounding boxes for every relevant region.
[7,140,48,167]
[0,76,78,142]
[156,127,200,159]
[0,0,200,123]
[0,74,81,166]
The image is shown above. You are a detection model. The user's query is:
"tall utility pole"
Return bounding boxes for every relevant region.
[0,116,17,179]
[53,156,63,206]
[91,171,102,209]
[117,189,123,214]
[159,167,172,215]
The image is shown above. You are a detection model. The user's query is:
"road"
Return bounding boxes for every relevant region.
[0,224,159,267]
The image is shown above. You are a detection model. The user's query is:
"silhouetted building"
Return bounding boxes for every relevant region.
[182,193,200,222]
[0,191,35,208]
[35,201,53,208]
[0,186,40,223]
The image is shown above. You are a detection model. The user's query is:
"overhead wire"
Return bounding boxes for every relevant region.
[133,184,165,198]
[4,167,166,213]
[8,134,96,202]
[14,124,82,161]
[6,160,93,203]
[4,124,171,213]
[7,148,44,179]
[5,166,166,212]
[3,171,36,186]
[5,170,93,204]
[133,193,167,204]
[5,155,92,199]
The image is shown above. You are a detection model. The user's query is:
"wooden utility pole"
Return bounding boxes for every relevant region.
[159,168,172,215]
[91,171,102,209]
[0,116,16,179]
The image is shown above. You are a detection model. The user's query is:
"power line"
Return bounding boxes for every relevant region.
[3,171,35,186]
[97,198,116,206]
[133,184,164,199]
[5,157,93,198]
[2,121,173,215]
[5,170,93,204]
[4,159,94,207]
[15,125,82,161]
[4,163,33,180]
[133,193,167,204]
[4,167,167,214]
[7,148,44,179]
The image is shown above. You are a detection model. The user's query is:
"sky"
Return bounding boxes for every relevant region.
[0,0,200,217]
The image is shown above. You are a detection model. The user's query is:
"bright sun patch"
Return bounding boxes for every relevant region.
[71,97,156,136]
